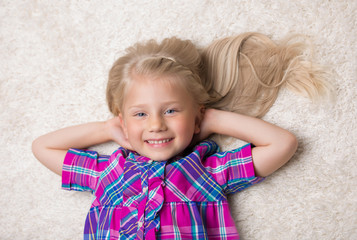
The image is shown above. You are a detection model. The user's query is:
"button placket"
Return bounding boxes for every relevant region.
[137,161,151,235]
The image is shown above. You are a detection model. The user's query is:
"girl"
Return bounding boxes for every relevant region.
[32,33,331,239]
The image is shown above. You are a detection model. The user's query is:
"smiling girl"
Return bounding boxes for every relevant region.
[32,33,331,239]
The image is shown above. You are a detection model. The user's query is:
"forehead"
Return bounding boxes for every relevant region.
[123,74,195,108]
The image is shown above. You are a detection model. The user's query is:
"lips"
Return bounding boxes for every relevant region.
[145,138,173,145]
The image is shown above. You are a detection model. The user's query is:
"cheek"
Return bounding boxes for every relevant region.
[170,116,196,135]
[125,121,142,138]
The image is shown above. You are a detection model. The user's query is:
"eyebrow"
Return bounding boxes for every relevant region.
[127,101,182,110]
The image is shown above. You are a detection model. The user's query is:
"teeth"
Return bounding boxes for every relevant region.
[147,139,171,144]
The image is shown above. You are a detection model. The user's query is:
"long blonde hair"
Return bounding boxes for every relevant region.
[107,33,332,117]
[202,32,332,117]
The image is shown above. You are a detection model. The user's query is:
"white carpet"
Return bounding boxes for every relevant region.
[1,1,356,239]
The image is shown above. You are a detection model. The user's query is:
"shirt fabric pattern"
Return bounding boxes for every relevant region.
[62,140,264,240]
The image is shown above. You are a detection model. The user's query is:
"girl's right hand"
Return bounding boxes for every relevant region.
[106,117,133,150]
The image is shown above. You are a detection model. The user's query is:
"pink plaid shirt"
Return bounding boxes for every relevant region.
[62,140,264,239]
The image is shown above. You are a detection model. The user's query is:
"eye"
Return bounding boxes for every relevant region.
[134,112,146,117]
[165,109,177,115]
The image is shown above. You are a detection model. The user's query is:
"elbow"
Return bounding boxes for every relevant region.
[32,138,38,156]
[279,131,298,167]
[32,136,47,164]
[253,131,298,178]
[31,137,42,161]
[31,136,64,176]
[286,131,298,156]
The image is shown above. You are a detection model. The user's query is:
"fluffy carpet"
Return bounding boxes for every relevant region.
[1,1,356,239]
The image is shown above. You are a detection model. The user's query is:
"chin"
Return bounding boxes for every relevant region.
[149,154,173,161]
[144,151,177,162]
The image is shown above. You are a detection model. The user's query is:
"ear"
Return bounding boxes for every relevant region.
[194,121,200,134]
[118,113,129,139]
[194,105,205,134]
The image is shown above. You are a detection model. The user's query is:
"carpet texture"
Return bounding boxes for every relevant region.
[1,1,356,239]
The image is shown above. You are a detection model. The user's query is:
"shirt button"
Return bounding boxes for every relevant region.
[138,221,143,228]
[148,160,153,164]
[143,186,148,193]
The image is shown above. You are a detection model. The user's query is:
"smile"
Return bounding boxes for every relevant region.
[145,138,173,144]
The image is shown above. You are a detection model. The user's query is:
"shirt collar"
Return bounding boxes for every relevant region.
[122,139,219,163]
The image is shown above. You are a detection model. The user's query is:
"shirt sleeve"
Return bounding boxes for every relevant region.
[62,148,111,192]
[204,143,264,195]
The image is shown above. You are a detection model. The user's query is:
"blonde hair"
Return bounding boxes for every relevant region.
[202,32,332,117]
[107,37,209,116]
[107,33,332,117]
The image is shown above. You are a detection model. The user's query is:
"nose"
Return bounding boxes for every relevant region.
[148,114,167,132]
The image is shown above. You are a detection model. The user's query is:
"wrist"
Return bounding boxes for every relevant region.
[205,109,243,136]
[104,118,118,142]
[202,108,220,135]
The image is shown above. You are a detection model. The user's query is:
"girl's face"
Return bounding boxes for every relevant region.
[119,74,201,161]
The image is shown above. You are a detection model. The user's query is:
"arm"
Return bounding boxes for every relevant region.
[198,109,298,177]
[32,117,131,176]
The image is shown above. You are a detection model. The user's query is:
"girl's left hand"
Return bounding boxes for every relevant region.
[191,108,215,145]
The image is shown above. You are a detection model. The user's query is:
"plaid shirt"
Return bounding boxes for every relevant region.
[62,140,263,240]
